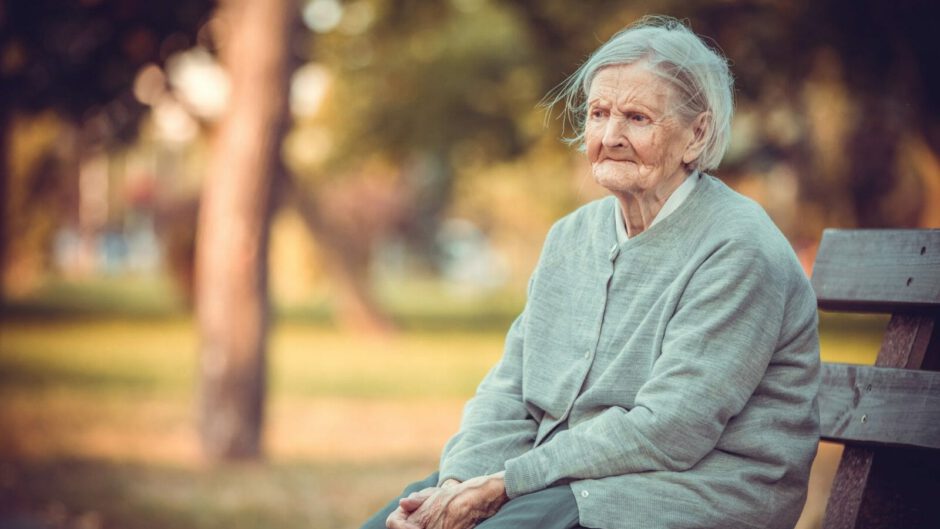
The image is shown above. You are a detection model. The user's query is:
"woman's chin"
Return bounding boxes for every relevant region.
[593,171,642,194]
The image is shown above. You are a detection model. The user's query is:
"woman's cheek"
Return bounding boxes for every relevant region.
[584,127,601,160]
[634,131,661,166]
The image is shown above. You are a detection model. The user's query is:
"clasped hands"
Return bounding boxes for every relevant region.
[386,472,509,529]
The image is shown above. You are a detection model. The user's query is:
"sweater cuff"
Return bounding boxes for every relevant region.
[503,450,548,497]
[438,460,479,486]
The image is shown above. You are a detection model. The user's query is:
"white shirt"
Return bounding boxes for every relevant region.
[615,171,699,243]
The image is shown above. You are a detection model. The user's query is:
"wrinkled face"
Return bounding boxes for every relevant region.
[585,62,701,195]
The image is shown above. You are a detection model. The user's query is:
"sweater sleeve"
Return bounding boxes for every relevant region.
[437,293,538,484]
[503,242,789,497]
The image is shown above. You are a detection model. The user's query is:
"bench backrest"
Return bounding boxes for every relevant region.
[811,229,940,529]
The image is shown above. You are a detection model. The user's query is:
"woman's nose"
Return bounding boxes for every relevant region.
[602,117,627,148]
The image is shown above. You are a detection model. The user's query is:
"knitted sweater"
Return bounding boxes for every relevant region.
[438,174,820,529]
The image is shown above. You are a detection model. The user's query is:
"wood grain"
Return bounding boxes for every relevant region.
[815,228,940,529]
[819,363,940,449]
[812,229,940,312]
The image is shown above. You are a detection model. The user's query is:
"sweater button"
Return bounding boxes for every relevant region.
[581,490,590,498]
[583,350,590,359]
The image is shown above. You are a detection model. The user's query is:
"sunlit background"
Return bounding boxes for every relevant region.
[1,0,937,528]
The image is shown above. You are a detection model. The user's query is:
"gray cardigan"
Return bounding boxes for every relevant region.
[438,174,820,529]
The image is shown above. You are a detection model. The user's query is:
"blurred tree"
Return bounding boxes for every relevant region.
[286,0,551,330]
[687,0,940,233]
[195,0,297,460]
[0,0,213,293]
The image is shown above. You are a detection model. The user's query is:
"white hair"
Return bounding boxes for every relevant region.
[545,16,734,172]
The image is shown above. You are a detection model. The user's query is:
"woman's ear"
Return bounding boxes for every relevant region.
[681,112,709,165]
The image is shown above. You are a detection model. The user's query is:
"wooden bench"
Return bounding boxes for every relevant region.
[811,229,940,529]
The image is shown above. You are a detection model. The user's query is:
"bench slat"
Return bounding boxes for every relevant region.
[819,363,940,449]
[812,229,940,312]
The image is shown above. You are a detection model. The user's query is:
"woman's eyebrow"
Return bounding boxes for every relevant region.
[614,100,662,115]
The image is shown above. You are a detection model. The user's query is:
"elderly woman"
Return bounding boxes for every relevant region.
[362,16,819,529]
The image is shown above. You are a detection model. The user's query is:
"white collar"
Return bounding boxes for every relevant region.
[615,171,699,243]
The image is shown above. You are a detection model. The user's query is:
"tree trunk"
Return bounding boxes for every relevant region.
[0,106,9,297]
[278,171,396,334]
[195,0,294,461]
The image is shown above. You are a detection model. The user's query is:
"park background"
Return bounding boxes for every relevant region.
[1,0,938,528]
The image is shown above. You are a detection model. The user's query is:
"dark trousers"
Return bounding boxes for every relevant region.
[360,472,585,529]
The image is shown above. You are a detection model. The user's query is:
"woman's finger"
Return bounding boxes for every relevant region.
[399,486,437,512]
[399,495,427,512]
[386,507,422,529]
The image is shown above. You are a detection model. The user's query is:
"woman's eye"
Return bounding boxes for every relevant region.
[590,109,606,119]
[629,113,650,124]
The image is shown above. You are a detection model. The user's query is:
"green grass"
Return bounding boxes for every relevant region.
[1,275,189,319]
[1,274,527,332]
[269,325,503,399]
[0,319,503,400]
[0,277,887,529]
[0,314,503,529]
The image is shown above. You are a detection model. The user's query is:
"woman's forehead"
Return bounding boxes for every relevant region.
[588,63,674,108]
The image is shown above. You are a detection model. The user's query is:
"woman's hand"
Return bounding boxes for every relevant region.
[386,486,435,529]
[398,472,509,529]
[385,480,463,529]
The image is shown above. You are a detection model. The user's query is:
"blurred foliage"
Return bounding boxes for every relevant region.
[2,0,940,315]
[0,0,212,140]
[0,0,213,297]
[2,113,69,293]
[289,0,940,293]
[313,1,535,168]
[684,0,940,233]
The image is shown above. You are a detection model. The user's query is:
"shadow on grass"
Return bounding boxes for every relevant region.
[0,362,166,394]
[2,292,522,335]
[0,276,191,323]
[0,456,435,529]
